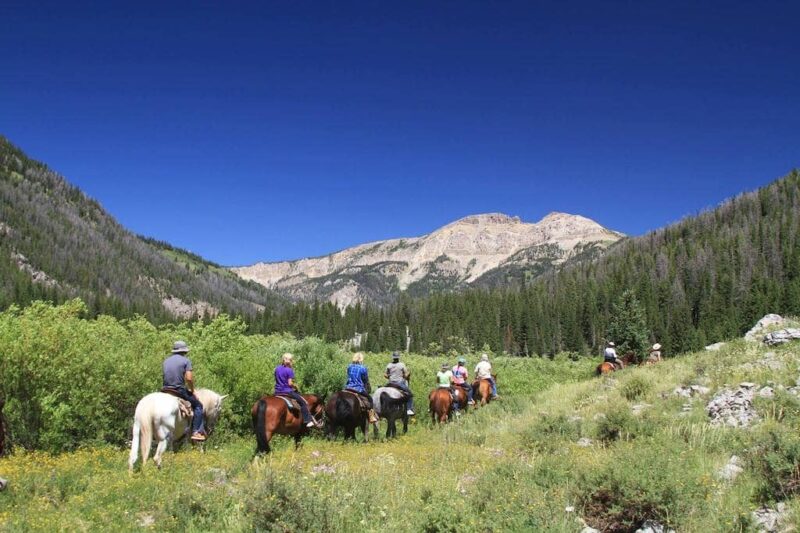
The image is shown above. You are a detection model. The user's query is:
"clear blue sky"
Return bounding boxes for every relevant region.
[2,1,798,265]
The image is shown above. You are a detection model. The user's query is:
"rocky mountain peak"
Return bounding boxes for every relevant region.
[447,213,522,227]
[232,211,624,308]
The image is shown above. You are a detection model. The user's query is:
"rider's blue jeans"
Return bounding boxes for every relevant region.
[388,380,414,411]
[173,387,205,434]
[280,391,312,423]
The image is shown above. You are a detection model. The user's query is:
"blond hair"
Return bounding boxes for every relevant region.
[352,352,364,363]
[282,352,294,364]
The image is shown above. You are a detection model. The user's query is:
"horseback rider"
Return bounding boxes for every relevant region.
[474,353,498,399]
[648,343,663,362]
[452,357,475,406]
[346,352,379,423]
[436,362,453,389]
[604,341,624,370]
[162,341,206,442]
[384,351,415,416]
[275,353,321,428]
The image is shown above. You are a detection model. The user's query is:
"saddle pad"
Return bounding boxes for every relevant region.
[177,399,192,418]
[343,389,372,410]
[275,394,300,412]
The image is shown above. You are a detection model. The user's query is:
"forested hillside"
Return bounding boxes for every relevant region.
[251,170,800,356]
[0,136,282,321]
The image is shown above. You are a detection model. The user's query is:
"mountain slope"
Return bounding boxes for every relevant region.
[233,212,623,306]
[249,169,800,356]
[0,135,283,320]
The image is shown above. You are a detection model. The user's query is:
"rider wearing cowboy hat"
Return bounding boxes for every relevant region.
[603,341,624,370]
[384,351,415,416]
[162,341,206,441]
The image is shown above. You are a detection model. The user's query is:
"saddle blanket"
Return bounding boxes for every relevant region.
[344,389,372,410]
[160,388,193,418]
[275,394,301,412]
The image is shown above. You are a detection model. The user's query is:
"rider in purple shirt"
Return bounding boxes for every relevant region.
[274,353,318,428]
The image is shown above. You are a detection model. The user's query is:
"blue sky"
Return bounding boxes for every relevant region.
[2,1,798,265]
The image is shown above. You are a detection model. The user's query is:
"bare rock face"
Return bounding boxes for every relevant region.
[706,384,760,428]
[717,455,744,482]
[764,329,800,346]
[745,314,785,342]
[752,503,788,532]
[233,212,622,307]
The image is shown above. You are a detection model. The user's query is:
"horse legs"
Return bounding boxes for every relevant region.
[401,413,408,435]
[294,434,302,450]
[361,419,369,443]
[153,431,171,469]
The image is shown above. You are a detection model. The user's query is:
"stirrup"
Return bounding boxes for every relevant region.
[190,432,206,442]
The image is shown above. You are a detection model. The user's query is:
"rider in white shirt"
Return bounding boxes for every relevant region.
[474,353,498,399]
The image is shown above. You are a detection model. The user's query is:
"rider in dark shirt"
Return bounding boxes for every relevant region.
[162,341,206,441]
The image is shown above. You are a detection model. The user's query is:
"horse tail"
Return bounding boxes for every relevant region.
[138,408,153,468]
[254,398,269,454]
[128,417,141,471]
[335,393,351,421]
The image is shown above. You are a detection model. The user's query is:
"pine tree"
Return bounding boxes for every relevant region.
[607,289,649,361]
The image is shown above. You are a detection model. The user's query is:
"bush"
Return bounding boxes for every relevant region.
[245,473,336,532]
[747,425,800,503]
[521,414,581,452]
[577,438,710,532]
[620,375,653,402]
[595,410,639,443]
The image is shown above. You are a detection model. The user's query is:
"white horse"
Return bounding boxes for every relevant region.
[128,388,227,471]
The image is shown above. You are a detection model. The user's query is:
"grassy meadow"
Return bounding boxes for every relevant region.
[2,302,800,531]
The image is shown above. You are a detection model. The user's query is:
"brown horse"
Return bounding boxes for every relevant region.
[429,388,453,424]
[252,394,325,454]
[452,386,470,413]
[595,352,640,375]
[472,378,494,406]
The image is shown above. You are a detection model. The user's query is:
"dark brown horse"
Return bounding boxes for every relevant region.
[429,388,453,424]
[472,377,495,406]
[251,394,325,454]
[325,390,370,442]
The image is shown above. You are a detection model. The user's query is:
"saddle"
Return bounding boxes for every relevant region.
[275,394,302,413]
[160,388,193,418]
[384,382,412,398]
[344,389,372,411]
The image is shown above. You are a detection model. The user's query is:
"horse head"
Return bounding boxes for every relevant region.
[195,389,227,433]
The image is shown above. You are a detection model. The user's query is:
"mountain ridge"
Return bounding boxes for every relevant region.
[233,210,624,307]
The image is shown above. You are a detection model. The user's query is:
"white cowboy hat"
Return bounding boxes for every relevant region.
[652,343,662,350]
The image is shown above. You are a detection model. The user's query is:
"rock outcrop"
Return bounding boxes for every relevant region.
[233,212,622,307]
[706,383,760,428]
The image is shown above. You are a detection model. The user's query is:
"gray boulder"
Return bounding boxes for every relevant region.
[745,314,785,341]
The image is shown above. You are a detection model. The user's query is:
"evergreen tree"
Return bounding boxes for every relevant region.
[606,290,649,360]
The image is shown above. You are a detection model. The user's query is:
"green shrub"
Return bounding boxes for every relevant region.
[521,413,581,452]
[595,410,639,443]
[245,473,336,532]
[747,425,800,503]
[577,438,710,532]
[620,375,653,402]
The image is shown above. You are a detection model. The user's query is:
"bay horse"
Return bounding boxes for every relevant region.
[371,386,409,439]
[251,394,325,454]
[595,352,638,375]
[472,376,496,406]
[128,388,227,471]
[325,390,370,442]
[452,386,470,413]
[429,388,453,424]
